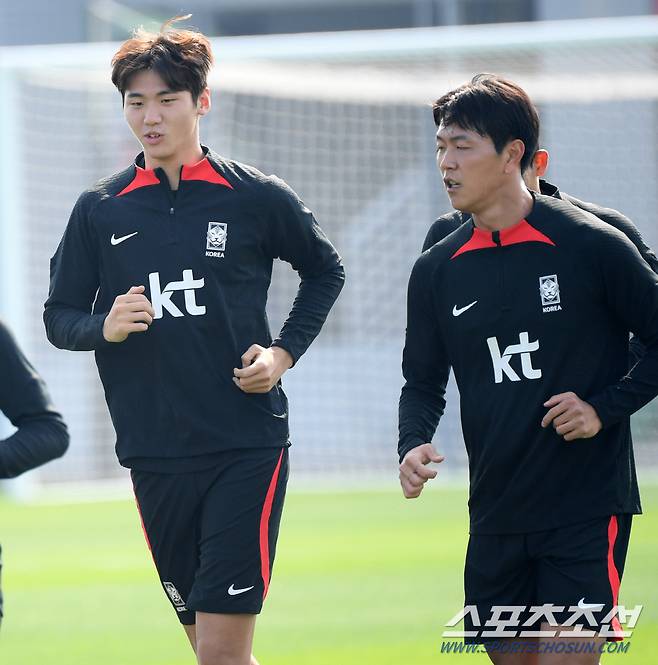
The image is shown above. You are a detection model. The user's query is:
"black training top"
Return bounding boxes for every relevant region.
[0,319,69,478]
[422,179,658,365]
[44,147,344,471]
[399,193,658,534]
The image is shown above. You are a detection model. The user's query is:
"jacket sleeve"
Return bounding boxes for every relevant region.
[398,255,450,462]
[43,192,111,351]
[567,195,658,367]
[586,227,658,426]
[0,321,69,478]
[265,177,345,364]
[599,215,657,368]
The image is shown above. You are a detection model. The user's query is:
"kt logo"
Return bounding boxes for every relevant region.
[487,332,542,384]
[149,269,206,319]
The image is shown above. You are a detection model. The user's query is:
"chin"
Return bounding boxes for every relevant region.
[448,194,471,213]
[143,146,173,161]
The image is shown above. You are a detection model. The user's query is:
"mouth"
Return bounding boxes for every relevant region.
[443,177,461,193]
[143,132,164,144]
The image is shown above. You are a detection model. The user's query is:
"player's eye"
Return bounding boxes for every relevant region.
[456,145,469,150]
[129,102,143,107]
[436,145,446,153]
[162,98,176,103]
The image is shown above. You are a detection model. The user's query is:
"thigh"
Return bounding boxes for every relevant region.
[464,533,536,644]
[537,622,604,665]
[534,514,632,640]
[485,638,539,665]
[187,447,288,616]
[131,469,202,625]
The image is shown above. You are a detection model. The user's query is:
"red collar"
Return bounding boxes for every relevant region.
[451,219,555,259]
[117,156,233,197]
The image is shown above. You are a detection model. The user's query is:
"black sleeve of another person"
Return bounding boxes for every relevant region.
[0,320,69,479]
[421,212,464,252]
[564,193,658,367]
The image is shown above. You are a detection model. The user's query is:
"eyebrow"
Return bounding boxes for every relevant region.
[436,133,471,144]
[125,90,178,99]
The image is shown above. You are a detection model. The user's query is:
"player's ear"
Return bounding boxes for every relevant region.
[534,149,549,177]
[197,88,211,116]
[503,139,525,174]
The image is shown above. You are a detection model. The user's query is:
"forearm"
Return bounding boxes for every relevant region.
[588,347,658,427]
[271,264,345,363]
[43,306,109,351]
[398,382,446,462]
[0,418,69,478]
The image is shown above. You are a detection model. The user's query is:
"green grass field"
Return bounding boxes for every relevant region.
[0,483,656,664]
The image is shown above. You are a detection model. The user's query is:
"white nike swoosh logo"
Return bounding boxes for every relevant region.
[452,301,478,317]
[228,584,254,596]
[577,597,605,610]
[111,231,139,246]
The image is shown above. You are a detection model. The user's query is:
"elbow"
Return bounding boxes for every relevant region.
[53,421,70,459]
[43,308,66,350]
[42,418,71,461]
[43,308,58,348]
[332,262,346,294]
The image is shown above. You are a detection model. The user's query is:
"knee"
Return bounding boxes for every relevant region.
[195,638,250,665]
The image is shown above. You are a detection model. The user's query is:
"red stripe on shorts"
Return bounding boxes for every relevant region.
[607,515,623,640]
[259,449,284,600]
[131,481,156,565]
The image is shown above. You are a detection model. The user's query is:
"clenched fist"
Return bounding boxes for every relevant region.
[399,443,445,499]
[103,285,155,343]
[233,344,293,394]
[541,391,602,441]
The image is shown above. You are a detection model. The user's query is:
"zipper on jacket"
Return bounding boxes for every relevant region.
[492,231,511,312]
[154,168,178,243]
[166,166,185,219]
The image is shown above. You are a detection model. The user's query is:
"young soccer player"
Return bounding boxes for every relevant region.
[398,74,658,664]
[44,17,344,665]
[0,318,69,626]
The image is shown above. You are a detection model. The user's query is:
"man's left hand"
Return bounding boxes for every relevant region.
[541,391,602,441]
[233,345,293,393]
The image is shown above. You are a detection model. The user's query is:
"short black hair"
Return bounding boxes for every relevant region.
[433,74,540,173]
[111,15,213,103]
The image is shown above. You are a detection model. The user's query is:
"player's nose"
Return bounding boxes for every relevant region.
[439,148,456,170]
[143,104,162,124]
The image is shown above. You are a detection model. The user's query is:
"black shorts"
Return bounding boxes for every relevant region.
[463,515,632,644]
[131,447,288,625]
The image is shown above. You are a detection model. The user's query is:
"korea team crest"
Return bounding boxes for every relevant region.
[539,274,562,313]
[206,222,227,258]
[163,581,187,610]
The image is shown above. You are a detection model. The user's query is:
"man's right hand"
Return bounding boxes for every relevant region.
[399,443,445,499]
[103,285,155,343]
